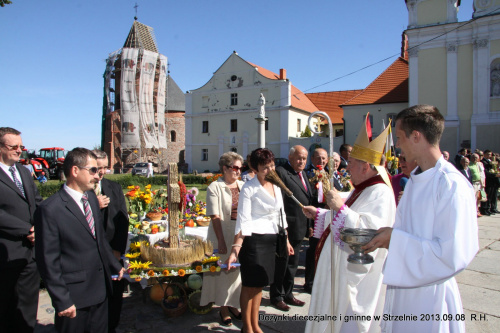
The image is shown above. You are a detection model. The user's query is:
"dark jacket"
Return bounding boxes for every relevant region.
[0,163,43,268]
[100,178,129,254]
[35,188,122,312]
[275,164,313,241]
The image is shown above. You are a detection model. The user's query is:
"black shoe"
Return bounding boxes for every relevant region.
[488,211,496,215]
[481,210,491,216]
[219,311,232,326]
[303,285,312,294]
[492,209,500,214]
[272,300,290,312]
[228,307,242,320]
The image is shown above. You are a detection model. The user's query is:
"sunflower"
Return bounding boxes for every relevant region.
[125,252,141,259]
[147,270,155,277]
[128,260,143,270]
[139,261,153,269]
[178,269,186,277]
[162,269,169,276]
[195,265,202,273]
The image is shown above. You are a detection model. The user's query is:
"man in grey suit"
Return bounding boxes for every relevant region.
[35,148,124,333]
[270,145,312,311]
[0,127,43,333]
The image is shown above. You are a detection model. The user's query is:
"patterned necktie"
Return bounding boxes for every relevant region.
[9,166,25,198]
[81,193,96,238]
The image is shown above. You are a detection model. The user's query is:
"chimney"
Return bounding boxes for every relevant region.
[279,68,287,80]
[401,32,409,60]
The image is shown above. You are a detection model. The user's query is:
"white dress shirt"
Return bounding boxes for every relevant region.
[0,161,22,185]
[63,184,86,215]
[235,176,287,236]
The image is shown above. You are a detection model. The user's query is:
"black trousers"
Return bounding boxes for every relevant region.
[108,279,125,333]
[55,298,108,333]
[304,237,319,288]
[270,239,302,302]
[481,186,499,212]
[0,259,40,333]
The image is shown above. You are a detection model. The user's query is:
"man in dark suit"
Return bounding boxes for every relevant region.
[303,150,342,293]
[0,127,43,333]
[35,148,124,333]
[93,150,129,333]
[338,144,352,171]
[481,150,500,215]
[271,145,312,311]
[458,157,473,184]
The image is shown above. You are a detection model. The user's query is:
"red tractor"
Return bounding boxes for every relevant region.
[33,147,66,180]
[20,149,43,178]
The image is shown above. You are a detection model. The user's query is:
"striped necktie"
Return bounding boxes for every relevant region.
[9,166,25,198]
[81,193,96,238]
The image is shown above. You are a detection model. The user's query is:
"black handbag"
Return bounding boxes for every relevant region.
[276,209,288,258]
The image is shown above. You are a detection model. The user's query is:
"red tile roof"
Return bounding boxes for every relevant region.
[306,90,363,124]
[246,61,319,113]
[342,57,408,106]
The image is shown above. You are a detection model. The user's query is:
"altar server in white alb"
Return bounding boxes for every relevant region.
[364,105,479,333]
[303,115,395,333]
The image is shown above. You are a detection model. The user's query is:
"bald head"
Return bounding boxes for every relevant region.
[289,145,308,172]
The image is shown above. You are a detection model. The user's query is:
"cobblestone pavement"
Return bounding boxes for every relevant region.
[35,213,500,332]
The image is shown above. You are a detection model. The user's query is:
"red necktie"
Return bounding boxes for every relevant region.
[298,172,308,192]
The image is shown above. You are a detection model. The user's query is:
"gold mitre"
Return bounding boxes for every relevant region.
[351,113,391,166]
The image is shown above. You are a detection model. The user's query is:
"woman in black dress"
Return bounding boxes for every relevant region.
[226,148,293,333]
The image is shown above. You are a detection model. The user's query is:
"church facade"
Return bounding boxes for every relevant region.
[405,0,500,153]
[185,52,318,172]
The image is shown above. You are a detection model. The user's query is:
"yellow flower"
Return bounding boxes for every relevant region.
[129,242,142,252]
[178,269,186,277]
[127,185,135,189]
[128,260,143,270]
[125,252,141,259]
[162,269,169,276]
[147,270,155,277]
[209,265,216,272]
[195,265,202,273]
[139,261,153,269]
[134,223,141,229]
[145,184,152,189]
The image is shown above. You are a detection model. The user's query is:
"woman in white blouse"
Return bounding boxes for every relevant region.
[226,148,293,333]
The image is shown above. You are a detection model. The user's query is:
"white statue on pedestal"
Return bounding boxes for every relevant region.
[258,93,266,119]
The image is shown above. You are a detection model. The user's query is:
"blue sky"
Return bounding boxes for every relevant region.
[0,1,474,151]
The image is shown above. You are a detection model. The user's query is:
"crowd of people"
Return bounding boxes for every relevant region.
[445,147,500,217]
[0,103,492,333]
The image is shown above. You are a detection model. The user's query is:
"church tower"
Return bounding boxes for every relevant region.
[101,20,185,173]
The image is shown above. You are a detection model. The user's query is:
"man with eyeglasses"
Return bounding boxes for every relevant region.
[0,127,43,333]
[35,148,124,333]
[92,150,129,333]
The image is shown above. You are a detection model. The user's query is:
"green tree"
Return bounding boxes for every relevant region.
[300,125,312,137]
[0,0,12,7]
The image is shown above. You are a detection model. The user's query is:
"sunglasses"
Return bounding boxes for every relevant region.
[78,166,98,174]
[3,144,25,151]
[226,165,242,172]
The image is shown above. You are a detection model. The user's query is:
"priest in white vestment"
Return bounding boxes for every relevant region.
[364,105,479,333]
[304,114,395,333]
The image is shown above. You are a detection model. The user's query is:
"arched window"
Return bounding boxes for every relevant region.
[490,59,500,97]
[170,130,176,142]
